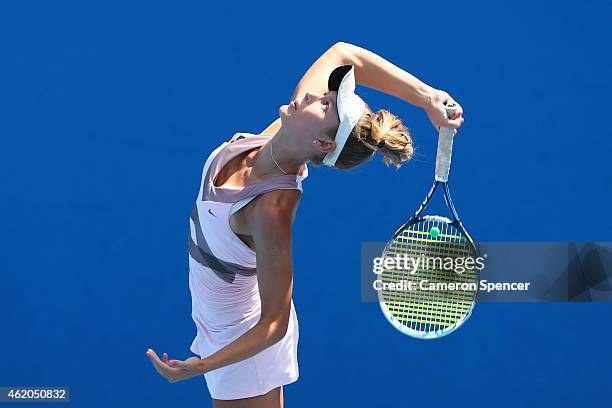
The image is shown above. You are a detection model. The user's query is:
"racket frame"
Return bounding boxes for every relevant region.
[378,180,479,339]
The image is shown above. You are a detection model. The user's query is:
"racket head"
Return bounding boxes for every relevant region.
[378,214,479,339]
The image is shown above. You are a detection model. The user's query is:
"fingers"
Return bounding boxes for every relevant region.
[146,348,178,382]
[446,116,465,129]
[437,115,464,129]
[169,357,194,370]
[146,349,167,372]
[169,359,185,369]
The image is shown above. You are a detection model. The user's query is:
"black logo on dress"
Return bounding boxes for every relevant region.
[208,208,217,217]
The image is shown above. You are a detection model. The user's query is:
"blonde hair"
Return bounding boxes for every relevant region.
[317,104,413,169]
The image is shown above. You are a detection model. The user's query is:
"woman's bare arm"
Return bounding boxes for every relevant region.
[337,41,463,128]
[336,41,435,108]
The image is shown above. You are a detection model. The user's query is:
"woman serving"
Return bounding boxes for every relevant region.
[146,42,464,407]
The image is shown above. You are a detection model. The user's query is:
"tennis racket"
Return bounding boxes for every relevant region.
[377,103,478,339]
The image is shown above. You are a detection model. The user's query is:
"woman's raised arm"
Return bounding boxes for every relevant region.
[338,42,464,129]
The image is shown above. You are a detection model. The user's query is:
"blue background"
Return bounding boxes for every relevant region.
[2,0,611,406]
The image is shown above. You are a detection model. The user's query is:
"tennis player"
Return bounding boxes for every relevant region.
[146,42,464,407]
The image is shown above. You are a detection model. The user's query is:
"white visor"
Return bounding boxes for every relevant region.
[322,65,366,167]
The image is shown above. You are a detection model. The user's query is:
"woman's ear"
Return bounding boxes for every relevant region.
[312,139,336,154]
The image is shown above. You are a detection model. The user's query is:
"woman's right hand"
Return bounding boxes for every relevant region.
[423,89,465,131]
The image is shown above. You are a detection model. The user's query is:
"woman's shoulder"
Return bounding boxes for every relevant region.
[249,188,302,225]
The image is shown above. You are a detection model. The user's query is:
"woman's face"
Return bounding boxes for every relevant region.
[279,91,340,141]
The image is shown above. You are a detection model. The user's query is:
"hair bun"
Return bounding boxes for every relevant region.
[371,109,413,168]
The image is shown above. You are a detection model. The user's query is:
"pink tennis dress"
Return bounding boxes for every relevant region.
[187,133,308,400]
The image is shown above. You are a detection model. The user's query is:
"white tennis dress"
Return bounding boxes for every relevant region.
[187,132,308,400]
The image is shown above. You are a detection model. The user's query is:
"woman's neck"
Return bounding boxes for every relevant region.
[253,128,306,177]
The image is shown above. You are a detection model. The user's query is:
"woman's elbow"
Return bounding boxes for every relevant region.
[272,316,290,344]
[261,315,290,345]
[332,42,354,66]
[331,41,347,54]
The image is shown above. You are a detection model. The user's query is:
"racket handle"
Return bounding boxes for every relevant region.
[434,104,458,182]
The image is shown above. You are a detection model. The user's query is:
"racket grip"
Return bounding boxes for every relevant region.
[434,104,458,182]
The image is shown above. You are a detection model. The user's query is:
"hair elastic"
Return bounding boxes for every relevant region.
[376,139,386,149]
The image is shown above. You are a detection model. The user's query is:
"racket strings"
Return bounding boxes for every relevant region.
[380,218,478,334]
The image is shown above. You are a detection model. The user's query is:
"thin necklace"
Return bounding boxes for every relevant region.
[269,140,288,175]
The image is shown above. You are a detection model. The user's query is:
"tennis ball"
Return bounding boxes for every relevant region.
[429,226,440,238]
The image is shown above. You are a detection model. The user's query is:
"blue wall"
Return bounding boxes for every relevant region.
[1,1,610,406]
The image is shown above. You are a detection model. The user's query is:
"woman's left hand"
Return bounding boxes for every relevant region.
[146,348,206,383]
